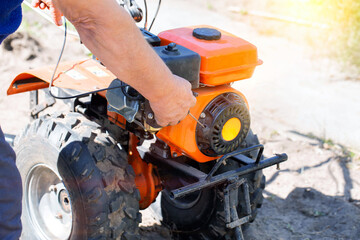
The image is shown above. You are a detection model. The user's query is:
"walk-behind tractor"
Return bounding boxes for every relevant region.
[7,1,287,239]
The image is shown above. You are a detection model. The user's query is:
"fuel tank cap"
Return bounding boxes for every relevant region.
[193,28,222,40]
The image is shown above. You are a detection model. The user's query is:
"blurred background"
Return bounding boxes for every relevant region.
[0,0,359,239]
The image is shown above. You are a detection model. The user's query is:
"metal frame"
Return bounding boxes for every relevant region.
[145,144,287,239]
[167,145,287,199]
[224,178,250,240]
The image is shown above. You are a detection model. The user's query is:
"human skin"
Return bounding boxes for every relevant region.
[32,0,196,127]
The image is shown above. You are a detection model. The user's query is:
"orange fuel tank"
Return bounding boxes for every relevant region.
[158,26,262,86]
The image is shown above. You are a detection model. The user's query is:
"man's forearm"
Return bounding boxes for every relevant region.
[53,0,175,102]
[50,0,196,126]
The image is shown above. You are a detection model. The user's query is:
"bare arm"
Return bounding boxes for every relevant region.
[33,0,196,126]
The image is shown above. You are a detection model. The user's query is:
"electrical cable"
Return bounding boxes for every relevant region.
[48,17,129,100]
[148,0,162,31]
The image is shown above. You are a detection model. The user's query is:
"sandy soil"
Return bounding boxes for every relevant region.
[1,1,360,239]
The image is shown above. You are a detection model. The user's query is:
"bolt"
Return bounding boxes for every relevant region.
[200,112,206,119]
[166,43,177,51]
[49,185,57,193]
[172,152,178,158]
[147,113,154,119]
[276,163,280,170]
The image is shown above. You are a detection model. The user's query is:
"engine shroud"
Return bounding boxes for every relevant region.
[196,93,250,157]
[158,26,262,86]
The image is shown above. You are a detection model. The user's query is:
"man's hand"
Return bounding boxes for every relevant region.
[32,0,63,26]
[149,75,196,127]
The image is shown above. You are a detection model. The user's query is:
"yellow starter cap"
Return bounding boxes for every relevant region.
[221,117,241,141]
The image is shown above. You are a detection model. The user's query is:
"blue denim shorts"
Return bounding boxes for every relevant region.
[0,127,22,240]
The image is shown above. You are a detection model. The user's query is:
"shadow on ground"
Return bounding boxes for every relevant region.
[245,187,360,240]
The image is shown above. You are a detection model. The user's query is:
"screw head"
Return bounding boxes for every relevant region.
[59,190,71,213]
[200,113,206,119]
[147,113,154,119]
[166,43,178,51]
[49,185,57,193]
[172,152,178,158]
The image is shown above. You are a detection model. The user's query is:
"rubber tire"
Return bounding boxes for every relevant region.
[161,130,265,240]
[15,112,141,240]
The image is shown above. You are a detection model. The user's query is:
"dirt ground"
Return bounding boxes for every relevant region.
[1,1,360,239]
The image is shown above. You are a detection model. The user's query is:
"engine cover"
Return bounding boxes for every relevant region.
[158,26,262,86]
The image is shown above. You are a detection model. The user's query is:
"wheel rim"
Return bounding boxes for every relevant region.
[25,164,72,240]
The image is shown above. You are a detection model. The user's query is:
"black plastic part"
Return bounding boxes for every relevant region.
[196,93,251,157]
[140,28,161,46]
[149,140,171,159]
[193,28,222,41]
[153,44,200,89]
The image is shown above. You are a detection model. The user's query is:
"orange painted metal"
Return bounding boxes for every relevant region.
[158,26,262,86]
[107,111,127,129]
[7,73,49,95]
[156,84,248,163]
[7,59,117,96]
[128,134,162,209]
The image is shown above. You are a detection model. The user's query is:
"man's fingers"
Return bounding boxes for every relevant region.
[32,0,63,26]
[155,118,167,128]
[31,0,40,8]
[191,95,197,107]
[50,6,63,26]
[155,109,190,127]
[39,2,47,10]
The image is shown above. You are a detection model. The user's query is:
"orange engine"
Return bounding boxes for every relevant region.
[155,26,261,163]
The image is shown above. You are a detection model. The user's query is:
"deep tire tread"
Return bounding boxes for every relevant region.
[16,112,140,240]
